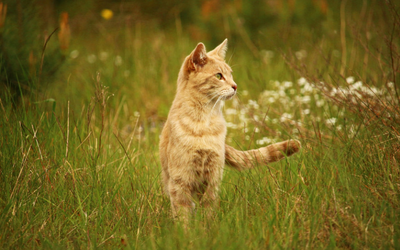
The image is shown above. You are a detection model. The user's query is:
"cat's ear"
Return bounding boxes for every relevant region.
[189,43,208,71]
[208,39,228,59]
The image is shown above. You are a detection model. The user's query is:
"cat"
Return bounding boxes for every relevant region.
[159,39,301,223]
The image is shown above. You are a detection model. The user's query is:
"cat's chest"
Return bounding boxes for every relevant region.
[176,114,226,139]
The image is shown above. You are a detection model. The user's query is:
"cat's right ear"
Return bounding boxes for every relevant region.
[208,39,228,59]
[188,43,208,71]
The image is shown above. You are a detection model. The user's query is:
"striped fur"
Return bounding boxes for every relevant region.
[225,140,301,171]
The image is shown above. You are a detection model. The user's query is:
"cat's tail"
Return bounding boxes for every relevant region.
[225,140,301,171]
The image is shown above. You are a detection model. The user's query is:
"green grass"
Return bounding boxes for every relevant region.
[1,2,400,249]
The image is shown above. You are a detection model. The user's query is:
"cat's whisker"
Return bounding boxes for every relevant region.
[206,93,219,101]
[210,95,223,114]
[227,50,235,64]
[229,63,238,69]
[205,93,221,106]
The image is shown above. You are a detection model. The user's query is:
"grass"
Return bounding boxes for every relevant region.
[1,1,400,249]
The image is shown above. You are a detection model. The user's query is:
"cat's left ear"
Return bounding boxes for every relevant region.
[189,43,208,71]
[208,39,228,60]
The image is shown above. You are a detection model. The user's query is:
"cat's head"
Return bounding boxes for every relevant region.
[178,39,237,101]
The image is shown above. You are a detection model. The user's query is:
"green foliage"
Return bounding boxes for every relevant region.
[0,0,65,99]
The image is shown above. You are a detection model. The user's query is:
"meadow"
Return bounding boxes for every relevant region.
[1,1,399,249]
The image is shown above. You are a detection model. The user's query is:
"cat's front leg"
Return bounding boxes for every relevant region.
[198,184,219,222]
[168,178,195,225]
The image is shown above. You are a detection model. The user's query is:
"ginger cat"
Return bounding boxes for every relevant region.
[159,39,300,223]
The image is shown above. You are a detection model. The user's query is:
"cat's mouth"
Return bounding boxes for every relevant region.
[225,91,236,100]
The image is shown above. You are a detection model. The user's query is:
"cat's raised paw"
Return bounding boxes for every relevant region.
[286,139,301,156]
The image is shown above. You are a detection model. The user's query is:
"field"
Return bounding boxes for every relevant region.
[1,1,399,249]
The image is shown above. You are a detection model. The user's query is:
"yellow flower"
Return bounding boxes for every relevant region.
[101,9,113,20]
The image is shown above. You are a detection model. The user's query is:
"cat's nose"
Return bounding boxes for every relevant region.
[232,84,237,91]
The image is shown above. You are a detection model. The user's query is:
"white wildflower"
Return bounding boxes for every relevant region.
[349,125,356,136]
[295,50,307,60]
[298,77,307,86]
[302,96,311,103]
[262,90,279,100]
[316,99,325,107]
[302,109,310,115]
[115,55,123,66]
[87,54,97,63]
[70,50,79,59]
[225,108,237,115]
[350,81,363,91]
[326,117,337,126]
[232,98,239,108]
[262,137,272,144]
[261,50,274,61]
[256,139,265,145]
[226,122,238,129]
[363,86,381,96]
[239,113,248,123]
[99,51,109,61]
[268,97,275,103]
[346,76,355,84]
[330,88,339,96]
[280,113,292,122]
[283,81,293,89]
[301,82,313,93]
[248,100,259,109]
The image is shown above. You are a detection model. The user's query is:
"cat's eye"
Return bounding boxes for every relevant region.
[215,73,223,80]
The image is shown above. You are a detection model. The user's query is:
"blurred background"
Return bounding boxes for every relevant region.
[0,0,398,133]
